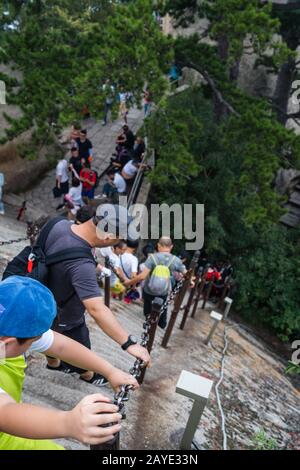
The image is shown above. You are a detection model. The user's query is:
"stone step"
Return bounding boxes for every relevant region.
[288,191,300,207]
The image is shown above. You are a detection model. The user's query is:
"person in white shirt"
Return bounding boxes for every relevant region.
[96,241,128,300]
[122,160,139,181]
[102,79,115,126]
[118,87,128,124]
[55,157,69,210]
[65,177,84,219]
[120,239,140,304]
[103,170,127,200]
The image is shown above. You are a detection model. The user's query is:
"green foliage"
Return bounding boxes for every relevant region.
[145,0,300,341]
[162,0,291,65]
[286,361,300,375]
[148,87,300,340]
[0,0,173,142]
[252,430,279,451]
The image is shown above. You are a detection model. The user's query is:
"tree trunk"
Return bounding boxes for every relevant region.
[214,35,230,122]
[273,58,296,126]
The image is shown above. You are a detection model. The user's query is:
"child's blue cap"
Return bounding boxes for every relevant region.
[0,276,57,338]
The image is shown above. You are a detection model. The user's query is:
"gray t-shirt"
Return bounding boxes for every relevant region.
[45,220,101,331]
[143,252,186,295]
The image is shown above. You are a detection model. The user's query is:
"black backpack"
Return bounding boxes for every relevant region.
[2,217,96,305]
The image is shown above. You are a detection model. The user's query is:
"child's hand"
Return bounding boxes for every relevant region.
[66,394,122,445]
[107,368,139,392]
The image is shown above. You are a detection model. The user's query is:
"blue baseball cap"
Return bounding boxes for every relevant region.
[0,276,57,338]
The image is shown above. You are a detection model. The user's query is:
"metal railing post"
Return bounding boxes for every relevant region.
[217,282,230,310]
[139,297,164,385]
[223,297,233,320]
[204,311,223,345]
[190,272,206,319]
[201,280,213,310]
[176,370,213,450]
[161,251,199,349]
[179,252,200,330]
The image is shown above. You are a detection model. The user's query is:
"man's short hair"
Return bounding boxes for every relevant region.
[72,177,80,187]
[80,129,87,135]
[71,147,78,152]
[115,240,127,250]
[158,236,173,248]
[76,205,96,224]
[126,238,139,250]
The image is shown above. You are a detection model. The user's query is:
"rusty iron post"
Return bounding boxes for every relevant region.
[190,273,206,319]
[139,297,164,385]
[179,265,201,330]
[217,282,230,310]
[201,280,213,310]
[161,251,199,349]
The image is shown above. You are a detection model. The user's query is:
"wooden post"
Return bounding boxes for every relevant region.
[217,283,230,310]
[201,280,213,310]
[190,274,206,319]
[176,370,213,450]
[179,270,201,330]
[161,251,199,349]
[139,297,164,385]
[204,311,223,345]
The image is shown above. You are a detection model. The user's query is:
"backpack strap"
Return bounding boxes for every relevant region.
[46,248,96,266]
[150,254,158,267]
[120,256,131,279]
[34,217,65,250]
[167,255,176,269]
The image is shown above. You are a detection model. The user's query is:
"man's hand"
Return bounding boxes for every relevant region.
[123,279,132,288]
[66,394,122,446]
[127,344,151,367]
[107,367,139,392]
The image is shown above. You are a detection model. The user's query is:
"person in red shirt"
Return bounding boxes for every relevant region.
[80,161,97,200]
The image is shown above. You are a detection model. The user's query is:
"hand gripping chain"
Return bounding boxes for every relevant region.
[113,278,185,419]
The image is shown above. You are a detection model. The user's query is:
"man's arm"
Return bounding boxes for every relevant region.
[70,261,150,365]
[83,297,150,365]
[0,392,121,445]
[124,266,151,287]
[45,332,139,392]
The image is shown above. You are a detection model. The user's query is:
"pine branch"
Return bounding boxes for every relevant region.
[186,61,240,117]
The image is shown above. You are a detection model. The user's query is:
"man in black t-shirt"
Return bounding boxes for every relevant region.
[133,136,146,161]
[123,125,135,151]
[76,129,93,163]
[69,147,83,177]
[44,207,150,388]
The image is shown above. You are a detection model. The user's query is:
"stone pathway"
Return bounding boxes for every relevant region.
[17,108,144,218]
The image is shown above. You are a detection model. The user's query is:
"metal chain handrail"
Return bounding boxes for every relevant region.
[0,236,29,247]
[113,310,155,419]
[113,277,186,419]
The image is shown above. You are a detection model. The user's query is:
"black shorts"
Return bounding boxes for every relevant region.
[49,321,91,374]
[60,181,69,195]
